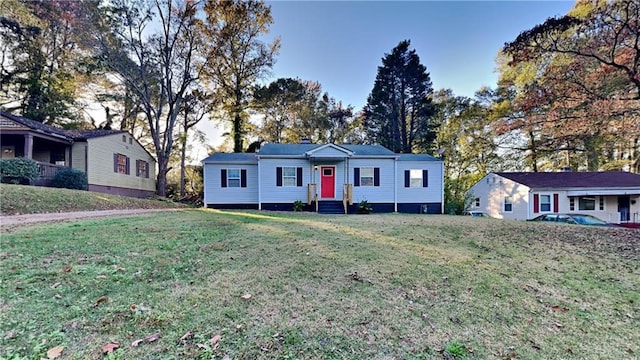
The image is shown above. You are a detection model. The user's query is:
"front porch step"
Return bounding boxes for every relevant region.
[318,200,345,214]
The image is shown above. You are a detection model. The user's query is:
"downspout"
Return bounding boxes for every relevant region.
[441,161,445,214]
[527,189,531,220]
[394,158,398,212]
[257,156,262,210]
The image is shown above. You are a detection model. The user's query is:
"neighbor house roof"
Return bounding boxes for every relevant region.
[496,172,640,189]
[257,143,396,156]
[1,111,124,141]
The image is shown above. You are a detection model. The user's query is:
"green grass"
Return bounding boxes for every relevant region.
[0,184,181,215]
[1,210,638,359]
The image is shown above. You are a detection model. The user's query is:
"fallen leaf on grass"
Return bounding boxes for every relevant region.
[63,267,72,273]
[179,331,193,342]
[102,342,119,354]
[46,346,63,359]
[130,303,151,312]
[93,296,109,308]
[553,321,564,328]
[96,275,107,279]
[241,293,252,300]
[132,333,161,347]
[145,333,160,342]
[551,305,568,312]
[50,282,61,289]
[211,334,221,344]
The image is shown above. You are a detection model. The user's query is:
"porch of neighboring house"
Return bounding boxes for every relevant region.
[566,193,640,228]
[1,132,71,186]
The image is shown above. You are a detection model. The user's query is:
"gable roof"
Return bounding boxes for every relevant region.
[257,143,395,156]
[496,171,640,189]
[0,111,125,141]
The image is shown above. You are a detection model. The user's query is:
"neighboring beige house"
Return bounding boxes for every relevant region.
[0,111,156,198]
[468,171,640,223]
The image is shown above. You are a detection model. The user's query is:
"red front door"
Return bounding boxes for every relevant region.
[320,167,335,198]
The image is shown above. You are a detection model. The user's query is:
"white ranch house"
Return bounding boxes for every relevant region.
[468,171,640,224]
[202,143,444,214]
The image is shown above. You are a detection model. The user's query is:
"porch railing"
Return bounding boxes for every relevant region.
[34,162,67,186]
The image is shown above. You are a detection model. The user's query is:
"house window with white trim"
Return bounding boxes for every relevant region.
[504,196,513,212]
[360,167,374,186]
[540,195,551,212]
[283,167,297,187]
[227,169,241,187]
[409,169,422,187]
[569,197,575,211]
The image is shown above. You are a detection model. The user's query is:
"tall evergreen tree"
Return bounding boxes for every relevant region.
[363,40,435,153]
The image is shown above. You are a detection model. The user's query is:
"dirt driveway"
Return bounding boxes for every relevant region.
[0,208,180,233]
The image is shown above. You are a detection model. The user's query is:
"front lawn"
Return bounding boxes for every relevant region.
[1,210,638,359]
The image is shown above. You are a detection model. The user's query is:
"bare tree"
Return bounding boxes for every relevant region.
[94,0,201,196]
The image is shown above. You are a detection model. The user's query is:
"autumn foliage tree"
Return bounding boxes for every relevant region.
[500,0,640,172]
[200,0,279,153]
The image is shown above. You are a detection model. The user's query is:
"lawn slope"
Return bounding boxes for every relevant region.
[1,210,638,359]
[0,184,181,215]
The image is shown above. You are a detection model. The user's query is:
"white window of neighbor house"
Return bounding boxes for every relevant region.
[504,196,513,212]
[578,196,596,211]
[540,195,551,212]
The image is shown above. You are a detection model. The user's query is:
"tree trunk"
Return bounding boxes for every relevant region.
[233,112,243,152]
[156,155,168,197]
[180,131,187,198]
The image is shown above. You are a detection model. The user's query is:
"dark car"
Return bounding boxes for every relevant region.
[463,211,492,217]
[528,213,617,226]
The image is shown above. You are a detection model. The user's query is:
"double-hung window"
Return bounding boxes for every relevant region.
[114,153,130,175]
[540,195,551,212]
[227,169,241,187]
[283,167,297,186]
[221,168,247,188]
[360,167,374,186]
[504,196,513,212]
[136,160,149,178]
[276,167,303,187]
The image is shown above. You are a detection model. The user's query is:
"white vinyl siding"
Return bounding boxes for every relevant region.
[203,163,258,204]
[396,161,443,204]
[351,159,395,203]
[260,158,310,203]
[467,173,530,220]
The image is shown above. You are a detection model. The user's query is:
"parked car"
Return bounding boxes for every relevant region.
[528,213,617,226]
[464,211,490,217]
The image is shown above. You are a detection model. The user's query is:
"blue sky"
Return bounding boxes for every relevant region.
[263,0,574,109]
[196,0,575,153]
